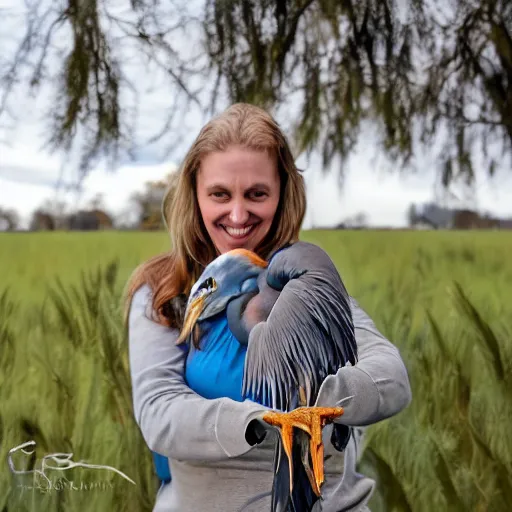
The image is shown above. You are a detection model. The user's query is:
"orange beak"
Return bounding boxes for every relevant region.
[177,295,206,345]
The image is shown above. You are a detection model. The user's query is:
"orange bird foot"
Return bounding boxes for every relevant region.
[262,406,345,497]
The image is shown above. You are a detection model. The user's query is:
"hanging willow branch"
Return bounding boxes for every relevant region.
[1,0,511,185]
[204,0,512,183]
[0,0,204,179]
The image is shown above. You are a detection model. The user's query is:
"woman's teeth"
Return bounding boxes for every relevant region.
[223,225,253,237]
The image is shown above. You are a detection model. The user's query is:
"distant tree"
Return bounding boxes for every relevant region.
[342,211,368,229]
[112,208,139,230]
[0,208,20,231]
[37,199,69,229]
[407,203,418,227]
[88,193,107,211]
[354,212,368,228]
[1,0,510,188]
[498,218,512,229]
[29,210,55,231]
[131,171,179,230]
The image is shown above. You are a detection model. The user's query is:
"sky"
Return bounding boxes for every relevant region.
[2,139,511,230]
[1,1,511,230]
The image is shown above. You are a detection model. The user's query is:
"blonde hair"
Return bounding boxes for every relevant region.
[125,103,306,327]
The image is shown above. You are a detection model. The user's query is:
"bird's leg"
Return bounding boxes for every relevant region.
[262,407,345,496]
[299,431,319,495]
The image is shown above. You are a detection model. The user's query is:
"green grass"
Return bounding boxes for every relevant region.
[1,230,511,511]
[0,231,171,304]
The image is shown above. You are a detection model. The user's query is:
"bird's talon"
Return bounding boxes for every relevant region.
[262,407,345,496]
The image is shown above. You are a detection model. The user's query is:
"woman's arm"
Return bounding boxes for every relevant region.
[128,285,268,461]
[315,297,412,425]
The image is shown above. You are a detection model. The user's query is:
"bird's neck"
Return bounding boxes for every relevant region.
[226,284,280,346]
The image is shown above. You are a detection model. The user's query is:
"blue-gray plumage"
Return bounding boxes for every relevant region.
[177,242,358,512]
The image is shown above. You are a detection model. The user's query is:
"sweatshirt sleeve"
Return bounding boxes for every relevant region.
[315,297,412,425]
[128,285,269,461]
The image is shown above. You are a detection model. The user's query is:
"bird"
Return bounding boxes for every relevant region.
[177,241,358,511]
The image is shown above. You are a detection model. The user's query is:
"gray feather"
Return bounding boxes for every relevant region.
[242,242,357,411]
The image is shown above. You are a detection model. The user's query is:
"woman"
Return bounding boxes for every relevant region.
[126,103,412,511]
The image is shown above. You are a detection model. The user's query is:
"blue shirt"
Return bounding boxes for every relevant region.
[153,315,247,482]
[185,315,247,401]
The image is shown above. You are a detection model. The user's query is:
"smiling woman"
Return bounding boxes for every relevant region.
[196,147,281,254]
[125,103,411,512]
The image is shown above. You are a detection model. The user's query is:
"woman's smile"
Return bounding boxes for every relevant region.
[219,223,258,240]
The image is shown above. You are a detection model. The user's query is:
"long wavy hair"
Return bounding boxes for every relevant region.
[125,103,306,328]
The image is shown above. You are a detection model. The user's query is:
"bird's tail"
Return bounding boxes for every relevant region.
[271,430,320,512]
[291,430,320,512]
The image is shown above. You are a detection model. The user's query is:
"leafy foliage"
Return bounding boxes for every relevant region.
[205,0,512,183]
[1,0,511,184]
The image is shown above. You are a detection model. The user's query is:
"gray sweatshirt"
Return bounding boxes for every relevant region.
[128,285,412,512]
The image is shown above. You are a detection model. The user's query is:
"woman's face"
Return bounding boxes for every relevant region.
[196,145,281,255]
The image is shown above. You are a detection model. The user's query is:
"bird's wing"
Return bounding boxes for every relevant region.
[242,242,357,411]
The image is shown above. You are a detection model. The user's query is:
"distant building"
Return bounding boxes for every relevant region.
[498,218,512,229]
[453,210,500,229]
[410,202,511,229]
[414,203,455,229]
[0,208,19,231]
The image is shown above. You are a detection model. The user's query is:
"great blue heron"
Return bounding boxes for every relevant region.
[178,241,358,511]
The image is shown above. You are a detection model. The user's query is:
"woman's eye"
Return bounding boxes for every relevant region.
[251,191,267,199]
[212,191,228,199]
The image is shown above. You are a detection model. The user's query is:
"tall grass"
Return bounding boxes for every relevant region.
[0,263,156,512]
[1,230,511,511]
[361,282,512,511]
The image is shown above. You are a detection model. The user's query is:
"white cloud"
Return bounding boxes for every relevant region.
[80,162,178,223]
[0,144,177,227]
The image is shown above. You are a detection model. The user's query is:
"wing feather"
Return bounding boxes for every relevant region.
[242,242,357,411]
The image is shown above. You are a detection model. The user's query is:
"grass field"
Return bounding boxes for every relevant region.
[1,230,511,511]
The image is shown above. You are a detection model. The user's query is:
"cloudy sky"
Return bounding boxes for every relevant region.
[2,123,510,230]
[1,1,511,229]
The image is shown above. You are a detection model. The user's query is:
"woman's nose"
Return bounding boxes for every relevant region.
[228,200,250,225]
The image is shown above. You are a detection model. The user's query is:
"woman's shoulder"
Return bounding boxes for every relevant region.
[131,283,152,307]
[128,284,156,322]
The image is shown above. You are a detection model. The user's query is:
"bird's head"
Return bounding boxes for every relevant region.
[177,249,268,345]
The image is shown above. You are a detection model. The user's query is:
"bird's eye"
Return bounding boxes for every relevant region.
[198,277,217,294]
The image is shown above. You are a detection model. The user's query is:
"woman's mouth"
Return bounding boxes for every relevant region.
[220,224,257,239]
